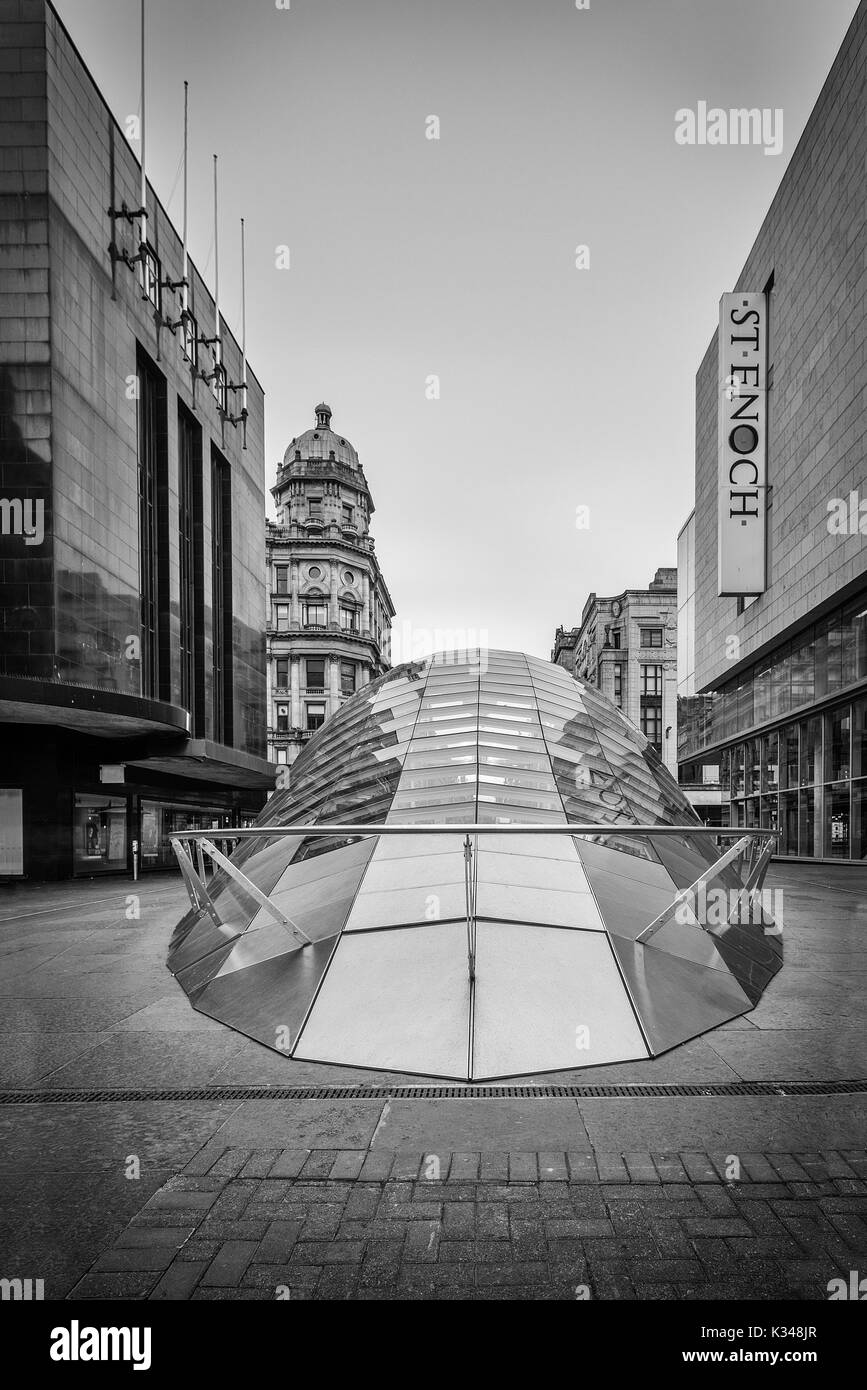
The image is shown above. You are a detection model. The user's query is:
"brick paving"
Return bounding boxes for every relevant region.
[69,1146,867,1301]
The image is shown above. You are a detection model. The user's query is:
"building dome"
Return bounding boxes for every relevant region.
[168,650,780,1080]
[282,403,359,469]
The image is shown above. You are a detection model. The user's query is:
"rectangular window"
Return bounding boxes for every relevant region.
[275,566,289,595]
[306,702,326,731]
[611,629,621,650]
[640,628,663,648]
[74,793,128,876]
[178,404,204,730]
[308,496,323,520]
[640,664,663,697]
[342,502,353,527]
[276,703,289,733]
[136,348,169,701]
[275,657,289,688]
[640,704,662,747]
[303,602,327,627]
[274,604,289,632]
[211,358,227,413]
[138,242,162,312]
[340,606,359,633]
[825,706,851,783]
[341,661,356,695]
[306,657,326,690]
[613,663,623,708]
[211,448,233,745]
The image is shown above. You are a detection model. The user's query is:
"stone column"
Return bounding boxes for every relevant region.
[290,560,300,627]
[329,559,339,626]
[290,656,302,728]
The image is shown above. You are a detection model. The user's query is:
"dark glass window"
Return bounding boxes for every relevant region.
[341,661,356,695]
[306,702,326,731]
[340,606,360,633]
[640,704,662,748]
[275,566,289,595]
[136,349,169,701]
[826,706,851,783]
[613,663,622,707]
[178,405,203,729]
[800,716,821,787]
[639,628,662,648]
[306,658,326,690]
[640,664,662,697]
[275,658,289,688]
[276,703,290,733]
[342,503,353,527]
[211,448,233,745]
[304,603,327,627]
[308,496,323,520]
[781,724,799,790]
[611,629,621,649]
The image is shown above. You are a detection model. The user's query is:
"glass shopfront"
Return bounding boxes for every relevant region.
[139,801,254,869]
[721,695,867,861]
[678,593,867,761]
[73,793,128,874]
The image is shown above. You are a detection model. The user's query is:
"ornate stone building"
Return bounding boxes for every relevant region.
[266,404,395,772]
[552,568,679,778]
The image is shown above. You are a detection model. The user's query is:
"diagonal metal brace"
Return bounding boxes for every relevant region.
[198,838,311,945]
[636,834,753,945]
[171,837,222,928]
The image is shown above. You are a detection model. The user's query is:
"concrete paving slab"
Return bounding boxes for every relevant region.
[369,1098,591,1152]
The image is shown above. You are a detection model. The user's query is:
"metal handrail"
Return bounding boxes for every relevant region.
[171,824,776,840]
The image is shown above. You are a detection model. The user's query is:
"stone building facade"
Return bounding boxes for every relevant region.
[552,568,679,777]
[266,404,395,771]
[678,3,867,860]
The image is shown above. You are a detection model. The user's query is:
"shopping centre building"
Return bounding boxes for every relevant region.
[677,2,866,861]
[0,2,273,878]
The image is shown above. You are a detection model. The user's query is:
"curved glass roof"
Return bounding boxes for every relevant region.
[167,650,781,1080]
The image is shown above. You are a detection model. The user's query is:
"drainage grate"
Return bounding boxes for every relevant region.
[0,1079,864,1104]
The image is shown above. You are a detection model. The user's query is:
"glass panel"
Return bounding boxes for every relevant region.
[853,780,867,862]
[825,706,851,782]
[74,793,127,874]
[842,598,867,685]
[781,724,799,791]
[799,786,818,856]
[753,661,772,725]
[790,630,814,709]
[799,717,821,786]
[761,731,779,792]
[746,737,761,795]
[854,698,867,781]
[769,647,791,719]
[825,783,850,859]
[732,742,745,797]
[779,790,798,855]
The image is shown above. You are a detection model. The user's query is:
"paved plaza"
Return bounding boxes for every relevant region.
[0,864,865,1300]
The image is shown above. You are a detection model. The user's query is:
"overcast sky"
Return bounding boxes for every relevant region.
[54,0,861,662]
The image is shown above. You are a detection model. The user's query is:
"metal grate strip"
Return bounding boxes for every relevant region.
[0,1079,864,1104]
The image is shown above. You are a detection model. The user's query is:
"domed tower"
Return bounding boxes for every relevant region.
[266,405,396,774]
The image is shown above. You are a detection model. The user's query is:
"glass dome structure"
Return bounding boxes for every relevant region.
[168,650,781,1080]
